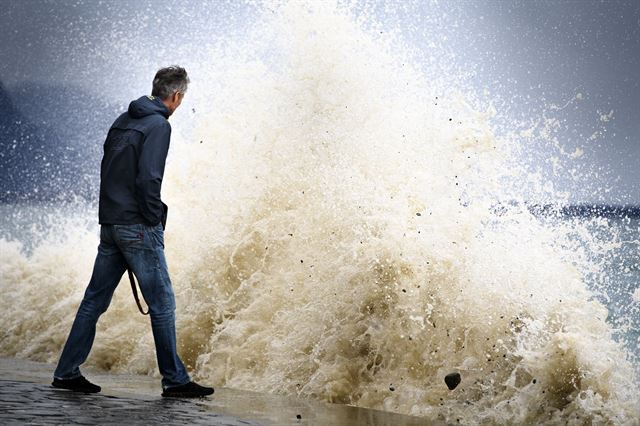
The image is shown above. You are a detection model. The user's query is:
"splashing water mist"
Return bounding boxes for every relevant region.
[1,2,638,423]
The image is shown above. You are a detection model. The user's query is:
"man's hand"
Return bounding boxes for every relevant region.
[161,202,168,230]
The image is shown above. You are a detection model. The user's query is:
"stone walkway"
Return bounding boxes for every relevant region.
[0,358,430,425]
[0,379,257,425]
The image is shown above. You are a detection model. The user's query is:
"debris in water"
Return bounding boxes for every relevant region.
[445,372,461,390]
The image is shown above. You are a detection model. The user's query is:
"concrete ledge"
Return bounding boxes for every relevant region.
[0,357,429,425]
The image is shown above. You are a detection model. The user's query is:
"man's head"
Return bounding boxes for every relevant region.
[152,65,189,116]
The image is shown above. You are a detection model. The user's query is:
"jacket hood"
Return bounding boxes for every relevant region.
[128,95,170,119]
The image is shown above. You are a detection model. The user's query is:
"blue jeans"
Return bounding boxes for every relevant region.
[53,223,191,389]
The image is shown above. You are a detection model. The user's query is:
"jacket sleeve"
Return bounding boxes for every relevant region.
[136,120,171,226]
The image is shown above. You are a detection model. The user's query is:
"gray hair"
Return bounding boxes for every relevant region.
[151,65,189,99]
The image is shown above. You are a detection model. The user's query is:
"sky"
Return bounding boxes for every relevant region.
[0,0,638,204]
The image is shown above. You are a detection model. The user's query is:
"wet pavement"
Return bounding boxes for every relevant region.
[0,358,431,425]
[0,379,256,425]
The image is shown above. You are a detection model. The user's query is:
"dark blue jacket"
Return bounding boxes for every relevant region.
[98,95,171,227]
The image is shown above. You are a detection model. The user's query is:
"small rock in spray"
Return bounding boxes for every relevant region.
[445,372,461,390]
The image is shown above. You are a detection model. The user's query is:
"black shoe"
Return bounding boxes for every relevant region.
[52,376,101,393]
[161,381,214,398]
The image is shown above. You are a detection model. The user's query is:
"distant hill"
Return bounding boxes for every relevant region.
[530,204,640,219]
[492,201,640,219]
[0,80,121,202]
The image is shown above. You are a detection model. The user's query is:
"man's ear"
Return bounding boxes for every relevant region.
[172,91,180,103]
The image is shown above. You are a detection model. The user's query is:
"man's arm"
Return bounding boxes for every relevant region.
[136,121,171,226]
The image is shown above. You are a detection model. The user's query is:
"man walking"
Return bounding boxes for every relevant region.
[52,66,213,398]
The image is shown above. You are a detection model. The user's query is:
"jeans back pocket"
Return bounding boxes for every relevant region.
[115,224,145,248]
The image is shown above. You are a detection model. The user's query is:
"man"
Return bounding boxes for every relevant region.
[52,66,213,398]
